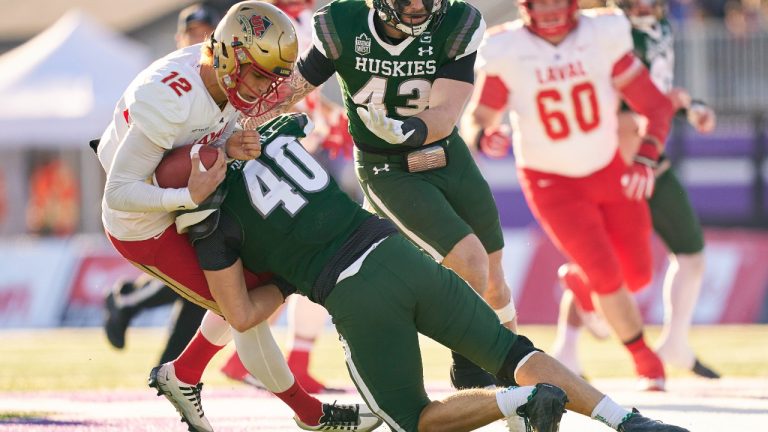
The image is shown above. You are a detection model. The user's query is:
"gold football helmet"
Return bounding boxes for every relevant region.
[211,1,298,116]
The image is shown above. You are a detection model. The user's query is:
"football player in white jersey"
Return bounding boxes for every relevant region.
[219,0,348,395]
[97,2,377,431]
[463,0,677,392]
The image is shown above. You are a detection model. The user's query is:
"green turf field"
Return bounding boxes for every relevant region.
[1,325,766,391]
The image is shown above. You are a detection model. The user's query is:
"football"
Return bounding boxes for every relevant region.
[153,144,220,189]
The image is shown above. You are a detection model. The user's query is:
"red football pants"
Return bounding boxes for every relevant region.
[519,152,653,310]
[107,224,270,315]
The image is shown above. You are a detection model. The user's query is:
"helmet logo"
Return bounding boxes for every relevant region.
[237,14,273,42]
[355,33,371,56]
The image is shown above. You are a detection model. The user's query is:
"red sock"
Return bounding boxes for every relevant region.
[274,381,324,425]
[172,330,225,384]
[288,349,310,375]
[624,333,664,379]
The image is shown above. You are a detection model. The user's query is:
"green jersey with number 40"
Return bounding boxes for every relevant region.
[221,113,373,296]
[311,0,485,151]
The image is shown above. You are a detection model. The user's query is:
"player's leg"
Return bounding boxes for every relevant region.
[325,239,551,432]
[285,294,337,393]
[601,180,666,391]
[648,168,719,377]
[103,275,178,349]
[356,146,497,390]
[373,235,685,431]
[158,298,207,364]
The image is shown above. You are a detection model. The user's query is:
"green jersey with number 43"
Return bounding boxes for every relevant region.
[311,0,485,151]
[220,113,372,296]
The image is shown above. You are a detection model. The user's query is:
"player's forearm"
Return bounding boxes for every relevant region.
[613,53,675,148]
[418,78,474,143]
[104,126,196,212]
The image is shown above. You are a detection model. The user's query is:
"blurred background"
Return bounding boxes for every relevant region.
[0,0,766,330]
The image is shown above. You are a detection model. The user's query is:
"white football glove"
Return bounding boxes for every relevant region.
[356,102,414,145]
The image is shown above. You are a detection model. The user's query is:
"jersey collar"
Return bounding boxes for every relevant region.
[368,9,418,57]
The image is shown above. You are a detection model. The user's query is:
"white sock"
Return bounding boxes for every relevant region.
[550,325,582,374]
[233,321,295,393]
[591,396,631,429]
[200,310,232,345]
[496,386,536,418]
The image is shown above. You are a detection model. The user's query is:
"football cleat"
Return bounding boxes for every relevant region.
[148,363,212,432]
[691,358,721,379]
[103,281,137,349]
[515,383,568,432]
[294,401,383,431]
[618,408,690,432]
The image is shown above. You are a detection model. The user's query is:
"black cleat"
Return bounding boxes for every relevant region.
[294,400,383,431]
[618,408,690,432]
[691,359,721,379]
[450,351,497,389]
[103,281,137,349]
[515,383,568,432]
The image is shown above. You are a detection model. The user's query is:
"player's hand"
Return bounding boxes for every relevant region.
[621,138,659,201]
[225,130,262,160]
[687,101,716,134]
[478,126,511,159]
[356,102,414,145]
[188,148,226,204]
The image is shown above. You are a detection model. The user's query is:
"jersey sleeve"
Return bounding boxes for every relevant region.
[444,3,486,60]
[310,4,343,61]
[125,73,193,150]
[597,11,634,65]
[475,29,507,77]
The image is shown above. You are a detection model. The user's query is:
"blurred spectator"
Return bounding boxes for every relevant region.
[175,3,220,48]
[26,155,79,236]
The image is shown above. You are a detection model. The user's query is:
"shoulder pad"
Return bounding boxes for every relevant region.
[127,75,193,149]
[257,113,314,144]
[442,2,485,60]
[312,3,343,60]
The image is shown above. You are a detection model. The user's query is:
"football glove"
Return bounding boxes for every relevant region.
[687,100,716,134]
[356,102,415,145]
[478,125,512,159]
[622,138,659,201]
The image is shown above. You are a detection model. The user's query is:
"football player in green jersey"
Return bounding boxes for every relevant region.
[243,0,517,390]
[552,0,719,380]
[616,0,719,379]
[184,112,689,432]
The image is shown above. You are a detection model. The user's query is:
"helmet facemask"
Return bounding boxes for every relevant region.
[519,0,579,39]
[215,40,287,117]
[372,0,447,37]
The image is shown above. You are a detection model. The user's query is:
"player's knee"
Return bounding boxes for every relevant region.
[444,235,489,292]
[494,335,542,386]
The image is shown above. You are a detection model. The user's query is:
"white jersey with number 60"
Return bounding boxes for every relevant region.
[476,10,633,177]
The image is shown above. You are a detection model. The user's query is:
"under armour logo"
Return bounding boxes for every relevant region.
[418,46,433,57]
[372,164,390,175]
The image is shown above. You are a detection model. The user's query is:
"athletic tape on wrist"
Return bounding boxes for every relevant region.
[494,300,517,324]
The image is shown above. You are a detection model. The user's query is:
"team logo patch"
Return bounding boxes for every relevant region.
[238,14,273,42]
[355,33,371,56]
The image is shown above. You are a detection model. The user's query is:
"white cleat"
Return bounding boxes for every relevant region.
[294,401,383,431]
[148,363,213,432]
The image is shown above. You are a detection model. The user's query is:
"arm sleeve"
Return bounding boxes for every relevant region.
[194,210,243,271]
[104,125,197,212]
[435,52,476,84]
[297,46,336,87]
[477,75,510,110]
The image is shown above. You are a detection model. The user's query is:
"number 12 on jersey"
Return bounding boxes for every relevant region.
[536,82,600,140]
